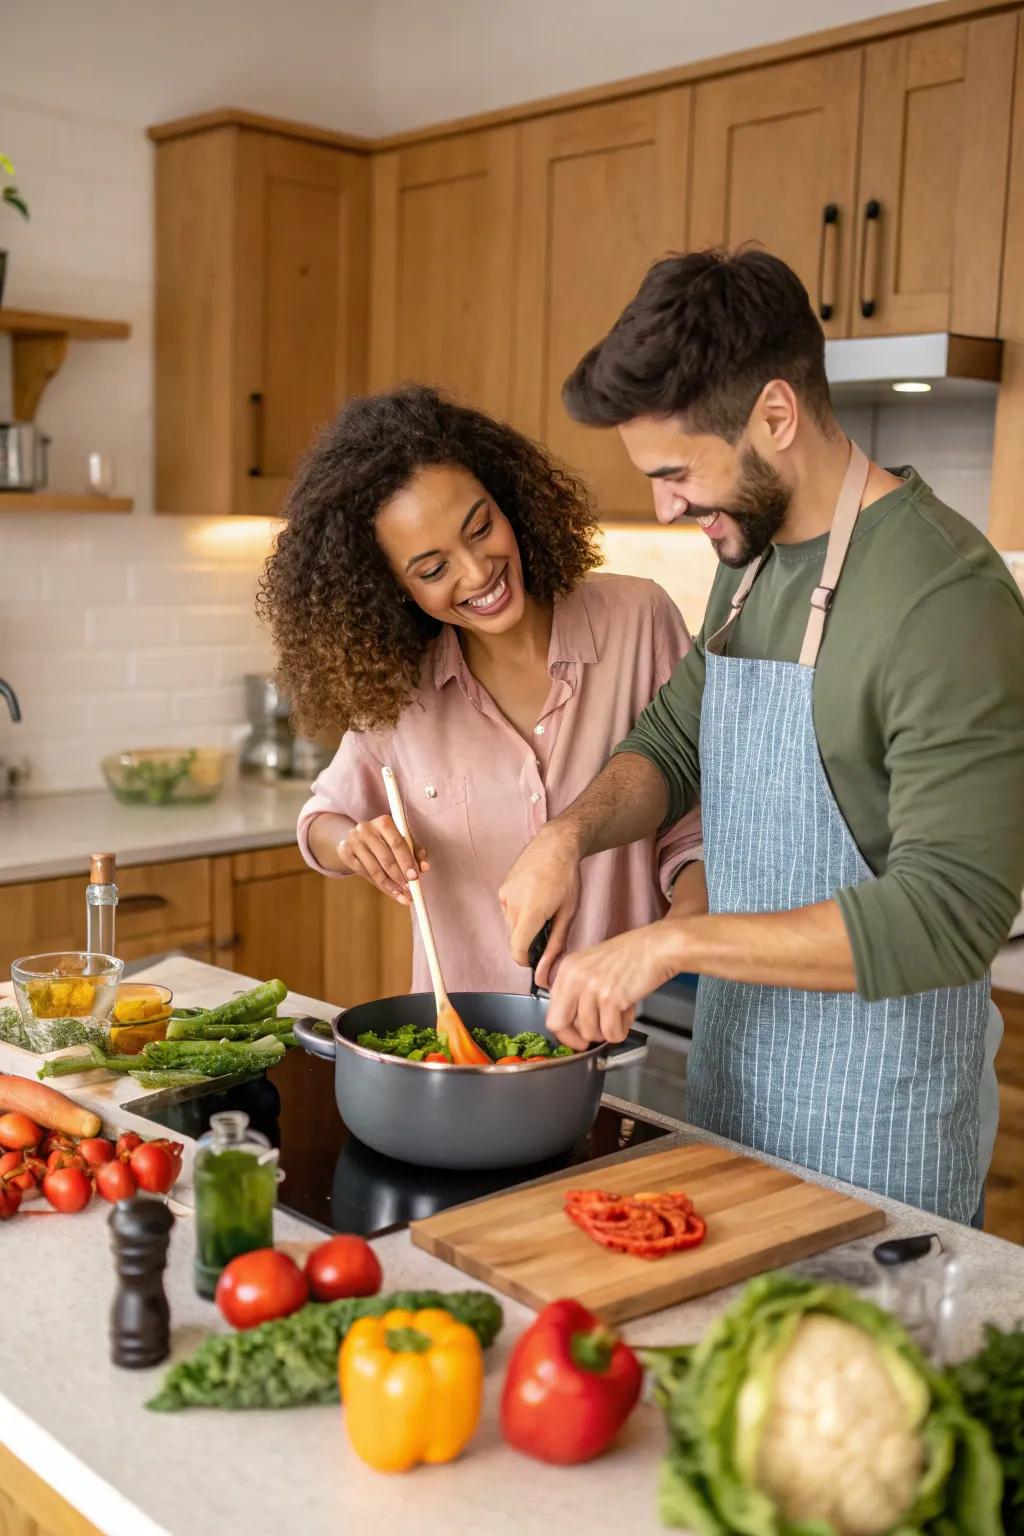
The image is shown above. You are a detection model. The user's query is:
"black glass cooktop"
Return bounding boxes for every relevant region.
[122,1046,671,1238]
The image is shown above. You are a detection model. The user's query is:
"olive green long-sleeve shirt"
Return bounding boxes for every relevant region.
[616,470,1024,1001]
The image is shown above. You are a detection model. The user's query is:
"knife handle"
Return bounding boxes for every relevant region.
[873,1233,939,1266]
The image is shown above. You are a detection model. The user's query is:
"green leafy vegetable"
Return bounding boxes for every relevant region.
[129,1070,212,1089]
[355,1023,573,1061]
[147,1289,503,1411]
[951,1323,1024,1535]
[0,1006,30,1050]
[642,1272,1003,1536]
[140,1036,285,1078]
[165,979,286,1036]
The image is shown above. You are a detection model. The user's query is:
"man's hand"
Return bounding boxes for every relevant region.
[499,822,583,986]
[545,922,684,1051]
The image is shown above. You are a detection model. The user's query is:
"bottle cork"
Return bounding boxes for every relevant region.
[90,852,116,884]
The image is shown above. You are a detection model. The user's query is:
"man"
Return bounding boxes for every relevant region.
[500,249,1024,1225]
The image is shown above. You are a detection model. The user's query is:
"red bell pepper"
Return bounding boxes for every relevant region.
[500,1298,642,1464]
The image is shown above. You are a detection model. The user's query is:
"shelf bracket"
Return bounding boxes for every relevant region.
[12,333,69,421]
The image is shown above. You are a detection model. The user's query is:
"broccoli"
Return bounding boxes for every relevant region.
[470,1029,573,1059]
[355,1024,441,1058]
[355,1023,573,1062]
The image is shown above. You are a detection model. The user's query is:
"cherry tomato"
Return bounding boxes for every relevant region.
[216,1249,309,1330]
[146,1137,184,1176]
[42,1167,92,1214]
[40,1130,76,1159]
[129,1142,176,1194]
[46,1147,88,1174]
[494,1056,526,1066]
[0,1150,40,1193]
[0,1112,43,1151]
[0,1183,22,1219]
[77,1137,116,1169]
[304,1234,382,1302]
[423,1052,450,1064]
[96,1159,137,1203]
[116,1131,143,1162]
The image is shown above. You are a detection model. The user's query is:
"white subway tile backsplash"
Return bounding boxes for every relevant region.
[1,609,90,652]
[172,686,247,726]
[89,607,179,647]
[175,609,260,647]
[129,566,242,606]
[131,650,225,690]
[44,560,130,606]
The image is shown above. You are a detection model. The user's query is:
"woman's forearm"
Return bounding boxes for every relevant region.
[305,811,355,873]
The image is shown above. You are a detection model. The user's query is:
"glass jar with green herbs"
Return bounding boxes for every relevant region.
[193,1111,282,1299]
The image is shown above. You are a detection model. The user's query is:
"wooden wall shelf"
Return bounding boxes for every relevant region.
[0,306,131,422]
[0,492,134,513]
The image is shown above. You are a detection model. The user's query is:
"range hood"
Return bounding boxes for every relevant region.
[825,333,1002,406]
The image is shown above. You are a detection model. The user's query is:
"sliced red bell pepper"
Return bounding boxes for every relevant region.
[500,1298,642,1464]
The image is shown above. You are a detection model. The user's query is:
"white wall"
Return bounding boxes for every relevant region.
[3,0,922,137]
[0,93,277,794]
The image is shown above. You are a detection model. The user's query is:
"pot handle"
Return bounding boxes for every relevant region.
[292,1015,337,1061]
[596,1030,648,1073]
[529,922,552,999]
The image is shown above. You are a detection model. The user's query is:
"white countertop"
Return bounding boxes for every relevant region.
[0,780,311,884]
[1,959,1022,1536]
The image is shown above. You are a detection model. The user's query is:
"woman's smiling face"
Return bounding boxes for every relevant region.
[376,463,527,634]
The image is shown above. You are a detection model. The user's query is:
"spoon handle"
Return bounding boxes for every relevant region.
[382,766,449,1014]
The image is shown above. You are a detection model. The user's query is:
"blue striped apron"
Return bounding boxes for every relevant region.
[687,444,989,1223]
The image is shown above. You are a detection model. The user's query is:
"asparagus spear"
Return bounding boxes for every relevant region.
[165,979,287,1037]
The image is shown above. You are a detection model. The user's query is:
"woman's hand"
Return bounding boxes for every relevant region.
[319,814,429,904]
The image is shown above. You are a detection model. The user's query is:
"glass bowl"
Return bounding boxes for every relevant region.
[11,952,124,1053]
[101,748,228,806]
[109,982,174,1054]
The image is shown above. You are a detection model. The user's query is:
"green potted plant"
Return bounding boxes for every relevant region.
[1,154,30,306]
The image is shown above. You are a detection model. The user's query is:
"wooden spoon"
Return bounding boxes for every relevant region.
[381,766,490,1066]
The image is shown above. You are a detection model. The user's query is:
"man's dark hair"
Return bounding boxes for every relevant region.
[562,248,833,441]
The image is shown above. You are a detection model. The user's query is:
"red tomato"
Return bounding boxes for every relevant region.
[96,1159,137,1203]
[77,1137,115,1169]
[146,1138,184,1176]
[216,1249,308,1330]
[116,1131,143,1162]
[129,1142,176,1194]
[423,1052,450,1064]
[304,1235,382,1302]
[0,1150,39,1192]
[40,1130,76,1159]
[0,1183,21,1219]
[47,1147,88,1174]
[494,1056,525,1066]
[42,1167,92,1214]
[0,1112,43,1150]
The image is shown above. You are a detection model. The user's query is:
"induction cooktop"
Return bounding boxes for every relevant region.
[123,1045,672,1238]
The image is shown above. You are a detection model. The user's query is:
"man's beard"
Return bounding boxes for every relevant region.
[693,448,791,569]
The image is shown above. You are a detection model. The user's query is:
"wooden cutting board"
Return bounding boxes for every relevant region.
[410,1142,885,1324]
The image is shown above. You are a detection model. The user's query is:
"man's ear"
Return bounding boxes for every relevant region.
[749,379,799,455]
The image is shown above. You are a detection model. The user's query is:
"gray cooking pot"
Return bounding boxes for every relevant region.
[292,991,647,1170]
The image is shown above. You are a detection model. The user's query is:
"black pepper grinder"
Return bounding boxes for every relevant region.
[108,1197,175,1368]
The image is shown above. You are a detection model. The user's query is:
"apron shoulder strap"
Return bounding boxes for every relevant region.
[705,549,769,655]
[798,441,871,669]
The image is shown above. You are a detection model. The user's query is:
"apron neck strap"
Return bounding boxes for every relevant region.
[704,441,872,662]
[797,441,870,668]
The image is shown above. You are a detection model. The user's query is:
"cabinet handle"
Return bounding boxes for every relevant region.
[248,391,264,477]
[817,203,839,321]
[118,894,170,915]
[859,199,881,320]
[215,934,241,952]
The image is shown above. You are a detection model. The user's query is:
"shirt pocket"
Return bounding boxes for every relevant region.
[404,774,478,871]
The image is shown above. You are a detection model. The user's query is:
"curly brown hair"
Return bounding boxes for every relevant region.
[256,385,602,735]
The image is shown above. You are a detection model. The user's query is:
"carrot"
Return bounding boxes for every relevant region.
[0,1074,101,1139]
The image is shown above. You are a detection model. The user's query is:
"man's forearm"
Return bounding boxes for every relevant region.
[668,899,858,991]
[557,753,669,858]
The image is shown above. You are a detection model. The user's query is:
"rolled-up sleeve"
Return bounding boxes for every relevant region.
[297,731,386,878]
[647,585,704,896]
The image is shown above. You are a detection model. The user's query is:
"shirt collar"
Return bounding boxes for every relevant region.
[431,583,599,691]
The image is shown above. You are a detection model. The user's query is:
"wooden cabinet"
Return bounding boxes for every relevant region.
[154,124,368,516]
[0,1441,103,1536]
[514,91,690,518]
[853,15,1017,336]
[368,129,519,417]
[690,55,861,336]
[0,859,216,974]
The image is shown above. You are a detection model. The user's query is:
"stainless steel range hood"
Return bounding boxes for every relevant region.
[825,333,1002,406]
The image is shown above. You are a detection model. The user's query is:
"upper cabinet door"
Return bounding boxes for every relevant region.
[235,134,369,517]
[854,15,1017,337]
[690,54,862,337]
[514,91,691,520]
[368,129,519,418]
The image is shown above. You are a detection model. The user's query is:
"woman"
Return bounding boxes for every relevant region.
[258,385,702,994]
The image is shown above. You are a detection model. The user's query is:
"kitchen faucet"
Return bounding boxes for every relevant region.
[0,679,21,722]
[0,679,25,798]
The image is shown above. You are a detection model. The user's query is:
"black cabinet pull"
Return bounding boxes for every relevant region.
[818,203,839,321]
[248,392,264,477]
[859,199,881,320]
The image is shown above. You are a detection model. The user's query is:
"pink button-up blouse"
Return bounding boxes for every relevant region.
[298,573,703,995]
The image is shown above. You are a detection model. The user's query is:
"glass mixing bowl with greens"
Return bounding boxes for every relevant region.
[101,748,228,806]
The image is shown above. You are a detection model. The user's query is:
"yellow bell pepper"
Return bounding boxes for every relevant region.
[338,1307,483,1472]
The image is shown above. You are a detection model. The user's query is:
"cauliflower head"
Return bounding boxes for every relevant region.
[744,1314,928,1535]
